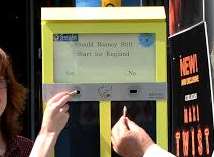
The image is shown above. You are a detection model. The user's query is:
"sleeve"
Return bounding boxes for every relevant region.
[16,136,34,157]
[143,144,176,157]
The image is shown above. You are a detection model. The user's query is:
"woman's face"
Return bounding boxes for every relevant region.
[0,76,7,117]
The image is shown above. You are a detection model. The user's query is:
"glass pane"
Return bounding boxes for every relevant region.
[53,33,156,83]
[55,101,100,157]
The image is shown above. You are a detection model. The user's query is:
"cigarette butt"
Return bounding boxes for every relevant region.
[123,105,127,117]
[67,90,78,95]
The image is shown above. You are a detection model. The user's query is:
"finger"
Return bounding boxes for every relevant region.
[112,145,119,154]
[54,94,71,109]
[126,117,141,131]
[111,134,116,146]
[64,104,70,112]
[111,124,119,139]
[119,116,129,132]
[59,104,70,113]
[65,112,70,120]
[48,91,69,104]
[124,116,130,130]
[62,112,70,126]
[66,90,78,96]
[111,135,119,153]
[111,117,128,140]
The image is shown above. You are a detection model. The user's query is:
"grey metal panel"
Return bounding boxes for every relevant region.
[42,83,167,102]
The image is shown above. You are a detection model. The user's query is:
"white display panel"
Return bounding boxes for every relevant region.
[53,33,156,83]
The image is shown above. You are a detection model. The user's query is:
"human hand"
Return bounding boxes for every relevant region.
[40,91,76,137]
[29,91,76,157]
[111,116,154,157]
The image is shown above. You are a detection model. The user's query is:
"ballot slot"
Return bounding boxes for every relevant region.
[72,87,81,96]
[111,101,156,157]
[129,89,138,94]
[55,101,100,157]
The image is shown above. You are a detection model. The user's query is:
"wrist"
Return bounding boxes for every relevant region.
[39,127,59,143]
[141,137,154,156]
[30,127,59,157]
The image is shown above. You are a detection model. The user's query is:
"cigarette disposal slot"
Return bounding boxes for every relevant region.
[130,89,138,94]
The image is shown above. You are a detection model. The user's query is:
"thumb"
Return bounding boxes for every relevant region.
[119,116,129,132]
[126,117,141,131]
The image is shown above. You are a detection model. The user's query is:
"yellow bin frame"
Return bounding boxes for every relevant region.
[41,7,167,157]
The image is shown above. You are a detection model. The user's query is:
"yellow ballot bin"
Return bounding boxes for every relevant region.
[102,0,121,6]
[41,7,167,157]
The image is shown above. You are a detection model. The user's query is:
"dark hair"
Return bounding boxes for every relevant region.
[0,48,27,143]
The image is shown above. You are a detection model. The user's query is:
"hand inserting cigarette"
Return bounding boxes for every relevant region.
[67,90,78,96]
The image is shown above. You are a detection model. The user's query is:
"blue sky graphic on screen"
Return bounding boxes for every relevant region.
[138,34,155,47]
[76,0,100,6]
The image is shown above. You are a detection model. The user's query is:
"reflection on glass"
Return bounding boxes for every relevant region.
[55,102,100,157]
[111,101,156,157]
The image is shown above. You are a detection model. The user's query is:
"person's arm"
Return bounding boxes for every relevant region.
[144,144,175,157]
[29,130,58,157]
[111,116,175,157]
[30,91,76,157]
